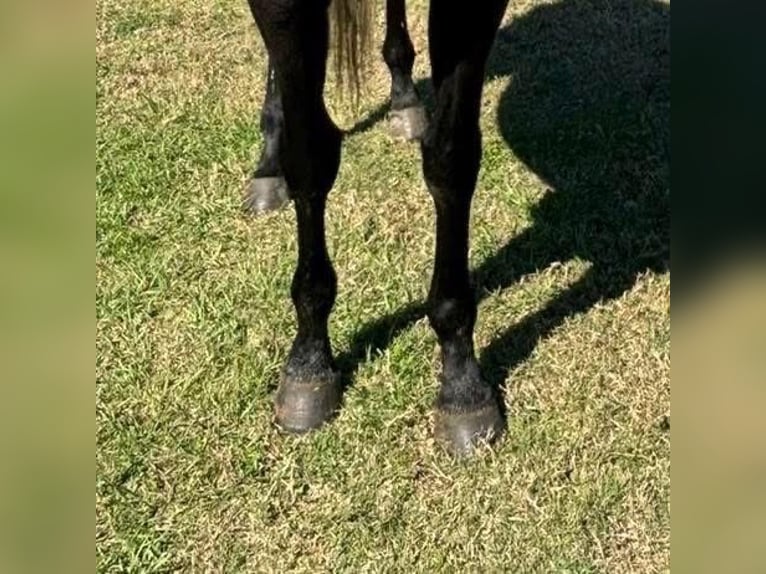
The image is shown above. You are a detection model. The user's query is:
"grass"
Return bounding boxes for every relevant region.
[96,0,670,571]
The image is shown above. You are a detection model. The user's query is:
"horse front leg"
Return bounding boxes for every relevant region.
[249,0,343,431]
[422,0,508,455]
[383,0,427,141]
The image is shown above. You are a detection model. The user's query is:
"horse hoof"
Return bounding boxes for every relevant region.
[388,106,427,141]
[243,176,290,215]
[274,371,341,433]
[434,403,505,456]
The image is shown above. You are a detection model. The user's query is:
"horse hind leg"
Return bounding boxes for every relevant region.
[383,0,427,141]
[243,58,291,215]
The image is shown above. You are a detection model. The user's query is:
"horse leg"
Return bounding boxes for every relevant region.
[243,57,291,215]
[422,0,508,455]
[384,0,427,141]
[248,0,343,431]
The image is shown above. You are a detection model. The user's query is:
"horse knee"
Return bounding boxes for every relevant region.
[421,125,481,203]
[280,116,342,198]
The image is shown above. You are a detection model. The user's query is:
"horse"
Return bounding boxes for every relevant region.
[243,0,509,455]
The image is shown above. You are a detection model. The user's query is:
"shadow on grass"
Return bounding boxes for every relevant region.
[336,0,670,398]
[345,102,391,136]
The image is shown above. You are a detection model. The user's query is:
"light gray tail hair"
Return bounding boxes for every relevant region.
[330,0,374,98]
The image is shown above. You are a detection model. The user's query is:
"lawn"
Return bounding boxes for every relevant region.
[96,0,670,571]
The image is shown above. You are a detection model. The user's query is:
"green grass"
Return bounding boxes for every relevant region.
[96,0,670,571]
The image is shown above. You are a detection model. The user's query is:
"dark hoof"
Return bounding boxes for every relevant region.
[388,106,427,141]
[434,403,505,456]
[274,371,341,433]
[243,176,290,215]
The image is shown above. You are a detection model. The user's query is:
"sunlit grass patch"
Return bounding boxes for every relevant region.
[97,0,670,570]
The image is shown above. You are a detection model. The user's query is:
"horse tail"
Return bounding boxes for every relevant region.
[330,0,373,98]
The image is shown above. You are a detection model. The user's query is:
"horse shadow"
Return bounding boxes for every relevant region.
[338,0,670,397]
